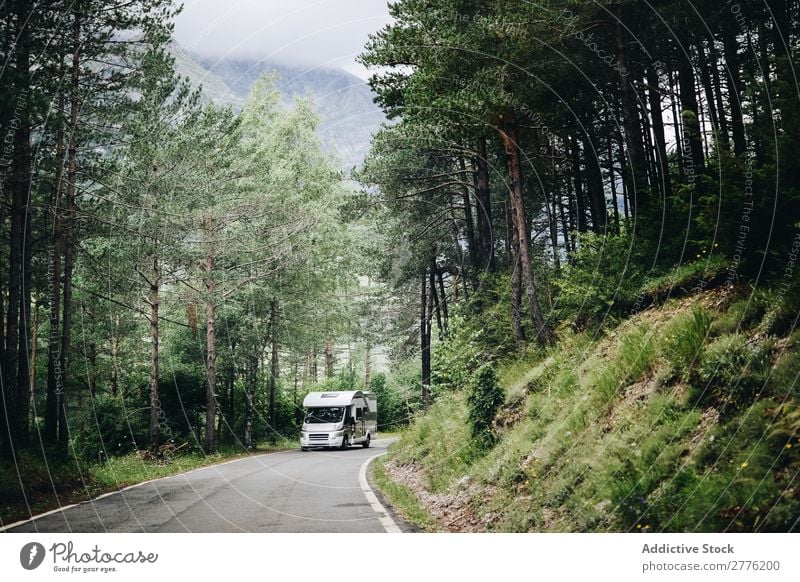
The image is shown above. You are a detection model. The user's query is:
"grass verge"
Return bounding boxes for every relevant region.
[370,454,436,531]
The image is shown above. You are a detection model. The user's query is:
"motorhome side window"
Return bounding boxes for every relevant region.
[305,407,344,423]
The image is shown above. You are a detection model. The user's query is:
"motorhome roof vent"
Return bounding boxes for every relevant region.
[321,393,339,398]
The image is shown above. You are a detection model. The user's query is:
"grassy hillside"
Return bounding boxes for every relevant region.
[375,283,800,532]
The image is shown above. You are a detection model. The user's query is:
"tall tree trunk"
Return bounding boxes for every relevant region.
[420,271,430,407]
[473,138,494,272]
[497,114,552,345]
[311,347,318,383]
[458,156,479,272]
[45,151,64,420]
[29,291,40,426]
[203,216,216,453]
[697,42,722,148]
[707,40,730,149]
[570,138,588,232]
[244,353,257,449]
[507,203,526,347]
[87,342,97,397]
[582,132,608,234]
[429,263,443,339]
[646,64,672,198]
[364,342,372,390]
[110,314,119,397]
[614,6,648,214]
[148,258,160,451]
[607,140,621,232]
[677,42,705,172]
[269,299,278,431]
[324,338,334,377]
[721,28,746,156]
[58,9,82,448]
[435,265,449,338]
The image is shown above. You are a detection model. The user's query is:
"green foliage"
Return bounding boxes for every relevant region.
[712,291,771,336]
[659,307,712,378]
[370,373,409,431]
[376,288,800,532]
[697,335,774,409]
[431,314,486,394]
[466,364,504,447]
[70,396,147,463]
[556,229,642,327]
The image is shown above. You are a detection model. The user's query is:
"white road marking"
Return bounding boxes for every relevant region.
[359,452,402,533]
[0,451,280,533]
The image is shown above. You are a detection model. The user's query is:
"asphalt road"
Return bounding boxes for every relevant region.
[5,439,401,533]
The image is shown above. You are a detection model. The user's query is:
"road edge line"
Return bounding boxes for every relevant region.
[359,452,402,533]
[0,449,286,533]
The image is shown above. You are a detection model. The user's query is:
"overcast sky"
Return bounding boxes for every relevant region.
[173,0,392,79]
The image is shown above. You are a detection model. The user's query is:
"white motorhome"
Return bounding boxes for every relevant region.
[300,390,377,450]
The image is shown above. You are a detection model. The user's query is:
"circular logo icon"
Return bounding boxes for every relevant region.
[20,542,46,570]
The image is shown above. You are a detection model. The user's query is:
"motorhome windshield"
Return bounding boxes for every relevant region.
[305,407,344,423]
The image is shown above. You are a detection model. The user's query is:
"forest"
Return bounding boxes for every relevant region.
[2,0,800,531]
[356,0,800,532]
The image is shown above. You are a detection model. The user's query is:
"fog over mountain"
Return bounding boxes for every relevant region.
[170,43,385,172]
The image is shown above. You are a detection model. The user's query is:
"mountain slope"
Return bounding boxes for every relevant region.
[374,278,800,532]
[179,51,384,171]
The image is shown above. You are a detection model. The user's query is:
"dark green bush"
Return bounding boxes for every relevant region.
[466,364,504,447]
[71,395,147,463]
[555,229,643,326]
[697,335,774,409]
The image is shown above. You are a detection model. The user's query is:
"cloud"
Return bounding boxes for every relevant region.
[173,0,392,78]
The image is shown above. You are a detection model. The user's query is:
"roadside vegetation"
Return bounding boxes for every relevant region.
[375,265,800,532]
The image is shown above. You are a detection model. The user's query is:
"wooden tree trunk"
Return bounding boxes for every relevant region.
[244,354,257,449]
[677,43,705,172]
[646,64,672,199]
[148,258,160,451]
[203,216,217,453]
[507,203,526,347]
[473,138,494,272]
[57,10,81,448]
[110,314,119,397]
[721,29,746,156]
[582,132,607,234]
[364,343,372,390]
[420,271,430,407]
[269,299,278,431]
[29,292,40,425]
[708,40,730,149]
[614,6,648,213]
[324,338,334,377]
[569,138,588,232]
[497,114,552,345]
[459,156,479,272]
[429,263,443,339]
[436,266,449,338]
[607,139,621,233]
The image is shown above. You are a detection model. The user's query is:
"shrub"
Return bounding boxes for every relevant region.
[660,307,712,378]
[431,314,486,393]
[71,395,147,463]
[369,372,409,431]
[556,228,643,327]
[697,335,774,408]
[466,364,504,447]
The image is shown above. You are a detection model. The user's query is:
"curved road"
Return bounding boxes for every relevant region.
[5,439,402,533]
